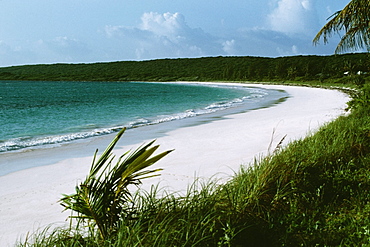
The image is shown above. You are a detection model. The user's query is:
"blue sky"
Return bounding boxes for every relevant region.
[0,0,350,67]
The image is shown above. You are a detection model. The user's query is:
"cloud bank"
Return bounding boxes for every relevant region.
[101,9,328,61]
[267,0,319,35]
[104,12,218,60]
[0,2,339,67]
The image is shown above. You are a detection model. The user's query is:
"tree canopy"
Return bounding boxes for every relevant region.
[0,53,368,83]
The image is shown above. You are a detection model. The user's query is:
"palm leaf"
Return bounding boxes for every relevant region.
[313,0,370,53]
[60,128,173,240]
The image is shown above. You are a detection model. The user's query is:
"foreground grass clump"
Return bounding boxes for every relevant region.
[18,86,370,246]
[221,111,370,246]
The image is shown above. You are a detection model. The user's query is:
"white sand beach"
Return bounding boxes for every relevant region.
[0,83,349,246]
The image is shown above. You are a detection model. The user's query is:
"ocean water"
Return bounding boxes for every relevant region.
[0,81,287,153]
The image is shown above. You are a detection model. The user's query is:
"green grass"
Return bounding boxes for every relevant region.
[17,82,370,246]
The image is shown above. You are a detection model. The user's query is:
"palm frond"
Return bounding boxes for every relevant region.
[313,0,370,53]
[60,128,173,240]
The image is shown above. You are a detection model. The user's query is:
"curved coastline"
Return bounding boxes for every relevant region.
[0,82,287,176]
[0,82,283,153]
[0,82,285,154]
[0,82,349,246]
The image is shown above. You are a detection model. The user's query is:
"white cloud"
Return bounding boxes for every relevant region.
[140,12,187,39]
[222,39,237,54]
[292,45,299,53]
[267,0,319,35]
[276,44,300,55]
[104,12,219,60]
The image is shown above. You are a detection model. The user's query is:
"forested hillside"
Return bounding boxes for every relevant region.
[0,53,368,82]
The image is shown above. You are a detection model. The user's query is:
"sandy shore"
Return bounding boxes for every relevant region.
[0,83,349,246]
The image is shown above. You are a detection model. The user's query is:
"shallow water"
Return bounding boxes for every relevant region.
[0,81,287,154]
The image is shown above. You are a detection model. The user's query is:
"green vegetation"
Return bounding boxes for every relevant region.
[16,80,370,246]
[60,127,173,241]
[313,0,370,54]
[0,53,369,83]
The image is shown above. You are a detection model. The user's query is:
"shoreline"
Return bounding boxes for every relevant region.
[0,81,287,176]
[0,83,349,246]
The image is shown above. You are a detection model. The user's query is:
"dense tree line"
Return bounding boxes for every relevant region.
[0,53,368,83]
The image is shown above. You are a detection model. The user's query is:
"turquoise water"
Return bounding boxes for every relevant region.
[0,81,286,153]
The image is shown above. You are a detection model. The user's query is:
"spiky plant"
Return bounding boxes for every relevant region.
[60,128,173,240]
